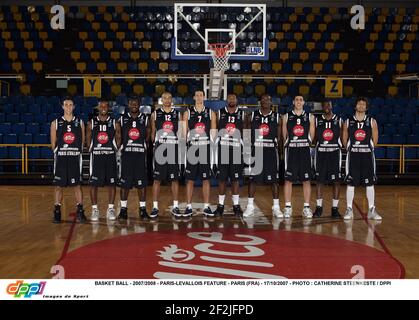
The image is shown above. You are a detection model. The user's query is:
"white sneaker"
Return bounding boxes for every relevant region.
[107,207,116,221]
[91,207,100,222]
[344,207,354,220]
[284,206,292,218]
[302,206,313,219]
[243,205,255,217]
[368,206,382,220]
[272,206,284,218]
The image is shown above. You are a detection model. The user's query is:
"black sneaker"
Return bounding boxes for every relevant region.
[313,206,323,218]
[118,207,128,220]
[149,208,159,219]
[331,207,341,218]
[213,204,224,216]
[233,205,243,217]
[76,207,87,224]
[171,207,182,218]
[183,207,193,217]
[53,205,61,224]
[203,207,215,217]
[139,206,149,220]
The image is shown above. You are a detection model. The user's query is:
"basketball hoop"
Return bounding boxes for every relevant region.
[208,43,234,71]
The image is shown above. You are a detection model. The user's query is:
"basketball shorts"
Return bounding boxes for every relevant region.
[89,153,117,187]
[314,149,342,184]
[53,155,82,187]
[284,146,312,182]
[345,151,377,186]
[118,152,148,189]
[248,149,280,184]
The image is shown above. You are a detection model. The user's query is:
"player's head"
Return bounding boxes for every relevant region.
[322,100,333,114]
[260,94,272,109]
[161,92,172,108]
[194,90,205,105]
[293,95,305,110]
[355,97,368,113]
[128,96,140,113]
[97,99,110,116]
[227,93,237,107]
[62,97,74,114]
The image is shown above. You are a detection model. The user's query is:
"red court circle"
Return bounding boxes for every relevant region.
[59,229,404,279]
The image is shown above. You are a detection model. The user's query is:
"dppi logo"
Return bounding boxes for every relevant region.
[259,124,270,136]
[293,125,304,137]
[6,280,46,298]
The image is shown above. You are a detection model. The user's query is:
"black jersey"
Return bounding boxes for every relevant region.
[347,115,374,153]
[120,112,148,153]
[251,110,279,149]
[217,106,245,148]
[187,106,211,146]
[55,116,83,156]
[285,110,311,148]
[154,107,180,145]
[89,116,117,155]
[315,114,342,152]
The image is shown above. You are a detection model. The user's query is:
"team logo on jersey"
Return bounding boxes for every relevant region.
[323,129,334,141]
[194,122,206,134]
[225,123,236,135]
[97,132,109,144]
[292,125,304,137]
[163,121,174,133]
[128,128,140,140]
[258,124,270,137]
[63,132,75,144]
[354,129,366,141]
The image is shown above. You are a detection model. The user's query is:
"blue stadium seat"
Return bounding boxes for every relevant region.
[41,104,54,114]
[15,104,27,113]
[0,146,7,159]
[40,124,50,134]
[0,123,12,135]
[6,113,20,123]
[8,147,21,159]
[20,113,34,123]
[388,114,400,125]
[0,113,5,123]
[398,124,411,136]
[404,147,417,159]
[0,133,2,143]
[26,123,39,135]
[406,134,419,144]
[40,147,54,159]
[374,147,385,158]
[34,134,49,144]
[18,133,33,144]
[2,104,14,113]
[383,124,396,135]
[376,113,388,124]
[378,134,391,144]
[34,114,47,123]
[28,147,41,159]
[392,134,406,144]
[12,123,26,134]
[4,134,17,144]
[386,147,400,159]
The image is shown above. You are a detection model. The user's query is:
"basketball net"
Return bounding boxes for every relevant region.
[208,43,234,71]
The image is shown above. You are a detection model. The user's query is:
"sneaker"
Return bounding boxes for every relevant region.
[106,207,116,221]
[313,206,323,218]
[171,207,182,218]
[284,206,292,218]
[91,207,100,222]
[343,207,354,220]
[149,208,159,219]
[76,208,87,224]
[203,207,215,217]
[118,207,128,220]
[213,204,224,216]
[331,207,341,218]
[368,206,382,220]
[302,206,313,219]
[243,205,255,217]
[139,206,149,220]
[233,205,243,217]
[53,206,61,224]
[272,206,284,218]
[183,207,193,217]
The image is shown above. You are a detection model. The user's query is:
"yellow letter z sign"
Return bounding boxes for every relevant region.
[84,76,101,97]
[325,78,343,98]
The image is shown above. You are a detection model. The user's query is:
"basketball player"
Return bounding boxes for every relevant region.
[117,96,149,220]
[151,92,181,218]
[51,97,86,223]
[244,94,283,218]
[214,93,244,217]
[283,95,315,218]
[342,97,381,220]
[86,100,120,221]
[183,90,217,217]
[313,100,342,218]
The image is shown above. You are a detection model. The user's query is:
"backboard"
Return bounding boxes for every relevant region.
[172,3,268,61]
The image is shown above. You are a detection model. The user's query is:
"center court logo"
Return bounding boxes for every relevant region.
[6,280,46,298]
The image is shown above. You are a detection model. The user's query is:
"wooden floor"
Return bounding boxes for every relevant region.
[0,184,418,278]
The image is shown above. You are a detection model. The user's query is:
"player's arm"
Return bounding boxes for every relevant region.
[281,114,288,145]
[50,120,57,151]
[277,113,282,146]
[311,116,317,145]
[80,120,86,150]
[210,110,217,142]
[145,114,151,143]
[181,109,189,140]
[115,119,122,149]
[342,119,349,149]
[150,110,156,143]
[309,114,315,145]
[372,118,379,146]
[86,119,92,148]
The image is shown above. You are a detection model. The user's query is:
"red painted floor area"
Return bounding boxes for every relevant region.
[60,229,404,279]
